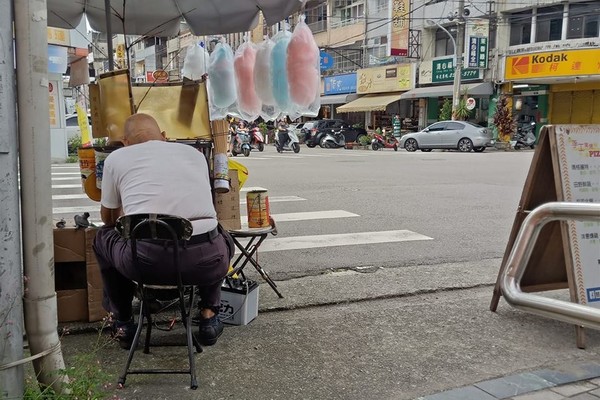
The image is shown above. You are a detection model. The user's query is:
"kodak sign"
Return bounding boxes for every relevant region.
[505,49,600,80]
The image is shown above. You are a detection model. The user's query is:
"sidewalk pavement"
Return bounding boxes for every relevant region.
[58,258,600,400]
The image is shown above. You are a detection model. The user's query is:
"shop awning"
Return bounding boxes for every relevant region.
[320,94,352,105]
[399,82,493,100]
[336,92,403,113]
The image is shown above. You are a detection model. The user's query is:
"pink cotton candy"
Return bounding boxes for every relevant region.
[287,23,319,107]
[234,43,261,118]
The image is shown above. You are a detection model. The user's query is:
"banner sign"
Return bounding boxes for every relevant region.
[390,0,409,56]
[465,19,489,69]
[320,51,334,71]
[356,64,413,94]
[324,73,357,95]
[505,49,600,80]
[428,58,481,83]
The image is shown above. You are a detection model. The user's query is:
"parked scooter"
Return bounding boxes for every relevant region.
[231,128,252,157]
[276,127,300,153]
[249,127,265,152]
[321,129,345,148]
[514,122,536,150]
[371,133,399,151]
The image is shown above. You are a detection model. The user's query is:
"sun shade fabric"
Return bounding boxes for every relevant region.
[47,0,307,36]
[399,82,493,100]
[320,94,351,105]
[336,92,404,113]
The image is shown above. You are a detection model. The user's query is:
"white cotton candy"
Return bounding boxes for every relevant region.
[181,43,210,80]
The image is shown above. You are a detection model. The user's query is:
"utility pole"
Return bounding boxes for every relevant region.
[0,0,24,397]
[452,0,465,120]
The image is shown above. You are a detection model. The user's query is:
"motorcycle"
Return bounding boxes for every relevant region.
[321,129,345,148]
[514,122,536,150]
[249,127,265,152]
[231,129,252,157]
[371,133,399,151]
[276,128,300,153]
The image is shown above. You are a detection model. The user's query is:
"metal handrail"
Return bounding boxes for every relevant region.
[501,202,600,329]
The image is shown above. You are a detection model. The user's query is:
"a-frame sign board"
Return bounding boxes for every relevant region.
[490,125,598,349]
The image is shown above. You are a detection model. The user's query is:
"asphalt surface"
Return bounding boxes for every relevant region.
[55,257,600,400]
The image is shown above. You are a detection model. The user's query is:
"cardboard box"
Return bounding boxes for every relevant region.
[54,227,105,323]
[219,280,259,326]
[214,169,242,231]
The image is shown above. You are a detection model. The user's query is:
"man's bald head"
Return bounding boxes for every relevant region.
[123,113,166,145]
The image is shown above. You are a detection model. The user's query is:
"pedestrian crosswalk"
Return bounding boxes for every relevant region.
[51,161,433,251]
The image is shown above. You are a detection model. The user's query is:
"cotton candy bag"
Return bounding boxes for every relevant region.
[233,40,261,121]
[181,42,210,80]
[207,42,237,120]
[287,16,320,116]
[270,29,293,115]
[254,37,280,121]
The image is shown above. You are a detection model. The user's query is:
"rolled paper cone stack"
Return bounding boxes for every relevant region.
[211,119,229,154]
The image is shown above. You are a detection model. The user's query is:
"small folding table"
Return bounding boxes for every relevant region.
[226,219,283,298]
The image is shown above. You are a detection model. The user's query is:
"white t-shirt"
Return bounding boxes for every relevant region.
[101,140,217,235]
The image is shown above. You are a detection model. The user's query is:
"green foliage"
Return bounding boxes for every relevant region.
[258,122,268,135]
[492,95,517,142]
[94,137,108,147]
[352,122,364,128]
[20,322,117,400]
[65,155,79,163]
[453,98,472,121]
[67,136,82,156]
[358,134,372,146]
[439,99,452,121]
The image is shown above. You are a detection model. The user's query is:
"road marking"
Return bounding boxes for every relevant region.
[253,230,433,252]
[240,186,268,192]
[52,165,80,169]
[52,177,82,181]
[51,172,82,175]
[241,210,358,224]
[52,194,91,200]
[52,194,306,203]
[53,184,83,189]
[240,196,305,205]
[53,206,99,214]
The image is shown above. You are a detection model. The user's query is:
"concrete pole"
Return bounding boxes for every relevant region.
[451,0,465,120]
[105,0,115,70]
[14,0,68,392]
[0,0,24,397]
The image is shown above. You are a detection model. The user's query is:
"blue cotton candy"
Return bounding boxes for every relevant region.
[271,35,291,112]
[208,43,237,109]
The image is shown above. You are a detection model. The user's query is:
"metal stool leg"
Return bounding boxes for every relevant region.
[118,299,146,387]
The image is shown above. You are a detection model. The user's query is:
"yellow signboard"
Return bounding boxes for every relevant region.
[390,0,409,56]
[47,28,70,46]
[505,49,600,80]
[356,64,413,94]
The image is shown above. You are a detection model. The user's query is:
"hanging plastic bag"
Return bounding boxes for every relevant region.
[287,15,320,115]
[233,38,261,121]
[181,42,210,81]
[207,41,237,120]
[254,37,280,121]
[270,29,293,116]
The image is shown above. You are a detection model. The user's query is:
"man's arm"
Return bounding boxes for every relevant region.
[100,205,122,226]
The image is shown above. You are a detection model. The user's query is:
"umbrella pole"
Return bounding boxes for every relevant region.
[105,0,115,70]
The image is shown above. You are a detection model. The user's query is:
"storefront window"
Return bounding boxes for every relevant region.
[535,6,564,42]
[434,28,457,57]
[509,10,532,45]
[568,4,600,39]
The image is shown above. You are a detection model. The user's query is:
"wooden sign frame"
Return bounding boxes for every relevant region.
[489,125,586,348]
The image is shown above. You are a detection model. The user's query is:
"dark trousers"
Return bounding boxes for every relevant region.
[93,227,230,321]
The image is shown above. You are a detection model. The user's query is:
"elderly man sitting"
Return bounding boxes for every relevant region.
[93,113,232,349]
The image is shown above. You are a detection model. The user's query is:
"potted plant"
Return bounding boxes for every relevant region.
[492,95,517,147]
[439,99,452,121]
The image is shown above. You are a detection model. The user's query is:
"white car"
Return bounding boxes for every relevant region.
[65,114,92,139]
[399,121,494,153]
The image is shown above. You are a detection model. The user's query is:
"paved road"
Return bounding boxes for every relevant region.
[52,145,534,280]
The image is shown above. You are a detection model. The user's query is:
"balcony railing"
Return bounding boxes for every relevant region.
[330,16,363,29]
[307,19,327,33]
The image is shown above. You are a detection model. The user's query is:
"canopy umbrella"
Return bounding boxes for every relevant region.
[47,0,308,37]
